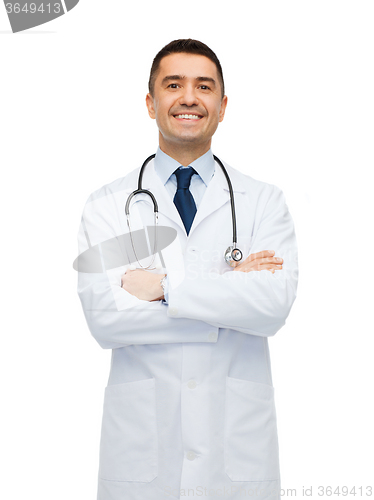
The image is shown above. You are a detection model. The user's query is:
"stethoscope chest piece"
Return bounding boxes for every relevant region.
[224,245,243,267]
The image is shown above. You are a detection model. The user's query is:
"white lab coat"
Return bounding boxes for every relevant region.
[77,157,298,500]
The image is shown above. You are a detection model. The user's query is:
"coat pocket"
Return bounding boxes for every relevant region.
[99,377,158,482]
[224,376,280,482]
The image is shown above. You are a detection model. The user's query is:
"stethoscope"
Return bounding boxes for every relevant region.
[125,154,243,269]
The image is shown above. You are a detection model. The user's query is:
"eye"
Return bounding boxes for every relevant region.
[199,85,211,91]
[167,83,180,89]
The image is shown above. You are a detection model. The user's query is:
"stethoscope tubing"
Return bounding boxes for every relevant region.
[125,153,238,246]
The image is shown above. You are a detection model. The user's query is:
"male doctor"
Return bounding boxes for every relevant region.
[77,39,298,500]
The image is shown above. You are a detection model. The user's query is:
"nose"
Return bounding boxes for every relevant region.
[178,84,199,107]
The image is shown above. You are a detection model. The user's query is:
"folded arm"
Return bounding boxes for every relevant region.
[77,193,220,349]
[164,185,298,337]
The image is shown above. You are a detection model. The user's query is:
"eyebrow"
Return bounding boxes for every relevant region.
[161,75,217,87]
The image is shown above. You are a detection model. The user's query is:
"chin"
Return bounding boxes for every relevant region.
[172,133,205,144]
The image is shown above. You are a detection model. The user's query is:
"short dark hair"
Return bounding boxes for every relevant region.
[148,39,225,99]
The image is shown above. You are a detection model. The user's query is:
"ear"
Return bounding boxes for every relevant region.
[146,93,156,119]
[219,95,228,122]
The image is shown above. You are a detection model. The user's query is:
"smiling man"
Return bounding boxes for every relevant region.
[146,51,227,165]
[77,39,298,500]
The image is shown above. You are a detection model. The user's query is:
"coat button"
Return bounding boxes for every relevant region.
[169,307,178,316]
[187,379,197,389]
[208,331,218,342]
[186,451,196,461]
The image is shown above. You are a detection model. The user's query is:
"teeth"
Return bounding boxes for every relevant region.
[175,114,201,119]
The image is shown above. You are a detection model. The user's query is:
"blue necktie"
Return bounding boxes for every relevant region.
[173,167,197,235]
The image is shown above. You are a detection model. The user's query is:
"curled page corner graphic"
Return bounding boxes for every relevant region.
[64,0,79,11]
[3,0,80,33]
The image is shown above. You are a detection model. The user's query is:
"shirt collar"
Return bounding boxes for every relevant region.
[153,146,216,187]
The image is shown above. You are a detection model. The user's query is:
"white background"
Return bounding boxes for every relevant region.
[1,1,373,498]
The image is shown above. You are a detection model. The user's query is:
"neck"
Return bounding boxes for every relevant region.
[159,135,211,166]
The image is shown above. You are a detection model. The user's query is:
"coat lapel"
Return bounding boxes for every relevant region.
[189,160,246,238]
[140,161,183,229]
[188,164,232,236]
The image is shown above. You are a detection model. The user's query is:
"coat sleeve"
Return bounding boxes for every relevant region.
[76,190,219,349]
[166,184,298,337]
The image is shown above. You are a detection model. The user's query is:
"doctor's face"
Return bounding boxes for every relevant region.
[146,53,227,154]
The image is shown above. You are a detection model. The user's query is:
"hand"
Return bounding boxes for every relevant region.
[232,250,283,274]
[121,269,165,301]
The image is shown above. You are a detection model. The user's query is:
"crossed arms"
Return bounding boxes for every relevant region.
[77,183,298,349]
[121,250,284,301]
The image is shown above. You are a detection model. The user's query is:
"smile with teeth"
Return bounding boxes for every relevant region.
[174,114,202,120]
